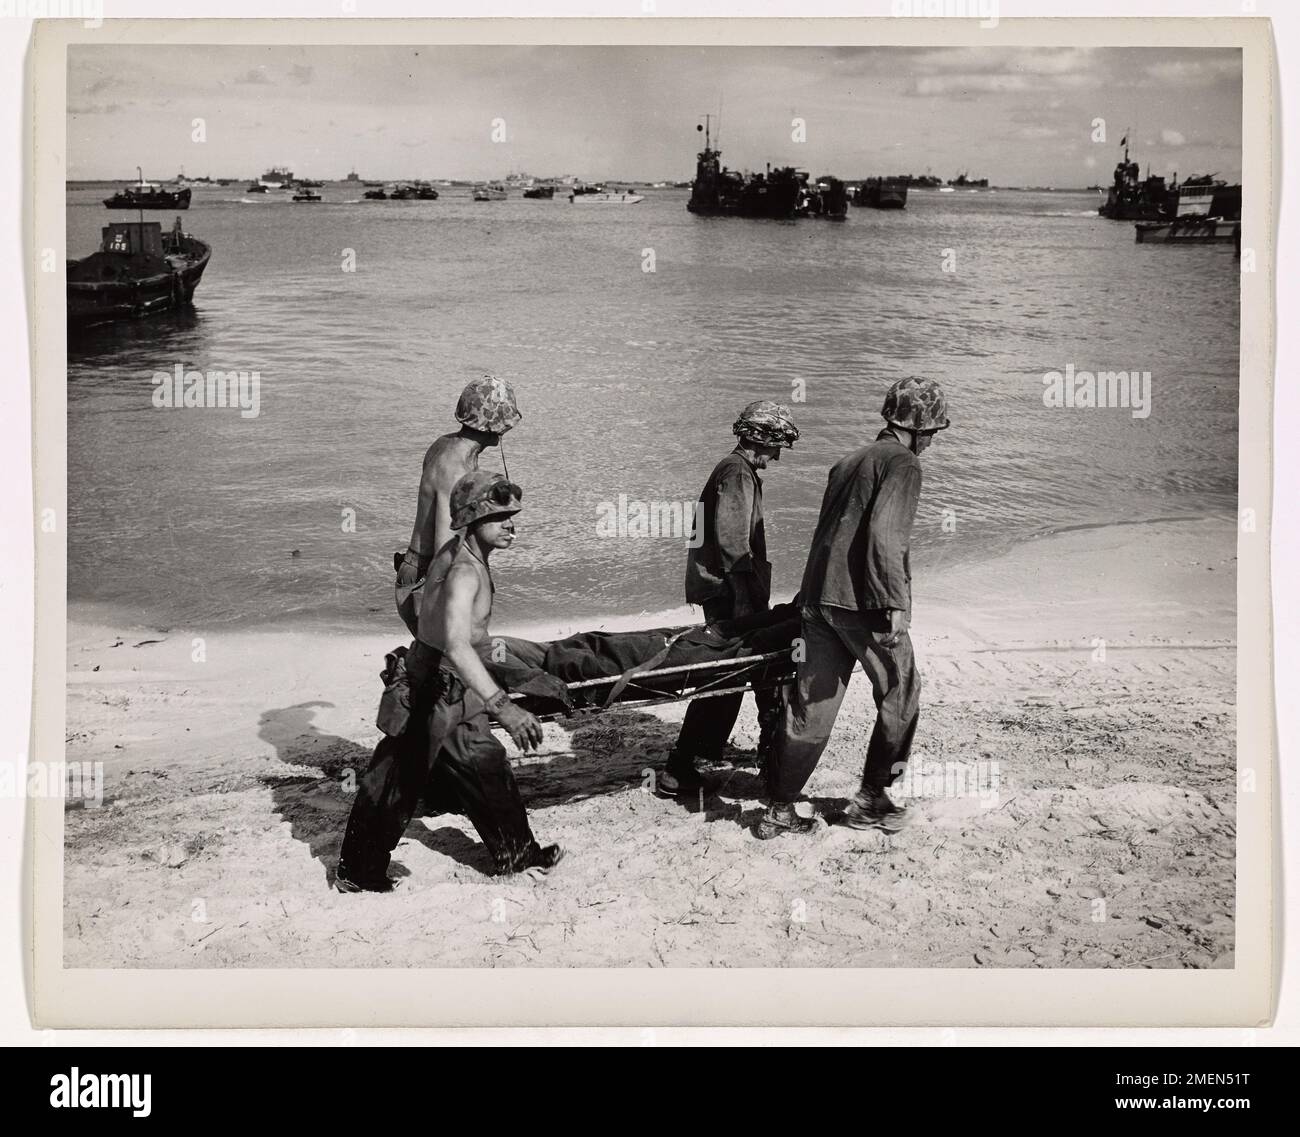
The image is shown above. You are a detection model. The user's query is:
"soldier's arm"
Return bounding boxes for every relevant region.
[714,467,764,613]
[442,566,543,749]
[405,447,442,562]
[864,460,922,612]
[714,467,756,572]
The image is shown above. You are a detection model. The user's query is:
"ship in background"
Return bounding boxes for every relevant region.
[947,171,989,188]
[1098,134,1170,220]
[103,169,191,210]
[686,117,807,220]
[258,166,294,189]
[804,176,848,219]
[852,176,909,209]
[1169,174,1241,222]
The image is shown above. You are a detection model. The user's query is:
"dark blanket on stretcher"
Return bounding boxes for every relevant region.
[477,602,800,716]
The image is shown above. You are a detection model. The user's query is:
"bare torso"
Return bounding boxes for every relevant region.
[419,541,494,651]
[408,433,482,564]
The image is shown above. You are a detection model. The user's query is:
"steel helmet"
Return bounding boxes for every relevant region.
[732,400,800,448]
[882,377,950,432]
[449,471,523,531]
[455,374,522,435]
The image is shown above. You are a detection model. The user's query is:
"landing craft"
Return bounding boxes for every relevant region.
[67,216,210,329]
[686,117,806,220]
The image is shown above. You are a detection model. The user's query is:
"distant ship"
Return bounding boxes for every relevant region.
[803,176,848,219]
[686,117,806,220]
[1098,137,1169,220]
[947,172,989,188]
[569,183,644,204]
[345,170,361,182]
[259,167,294,189]
[67,216,210,328]
[1133,174,1242,244]
[852,177,908,210]
[1170,174,1241,221]
[102,169,191,211]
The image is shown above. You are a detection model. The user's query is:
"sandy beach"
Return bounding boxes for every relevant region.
[61,515,1237,969]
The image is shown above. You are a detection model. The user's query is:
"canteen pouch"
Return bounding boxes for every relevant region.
[375,644,412,737]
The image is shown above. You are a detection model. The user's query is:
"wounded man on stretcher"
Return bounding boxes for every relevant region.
[377,601,800,732]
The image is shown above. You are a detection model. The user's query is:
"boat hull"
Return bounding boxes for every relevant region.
[853,179,909,210]
[570,193,645,204]
[67,239,211,329]
[103,188,192,210]
[1134,219,1240,245]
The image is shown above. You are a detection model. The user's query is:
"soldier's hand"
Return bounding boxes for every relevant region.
[881,607,910,647]
[495,701,544,752]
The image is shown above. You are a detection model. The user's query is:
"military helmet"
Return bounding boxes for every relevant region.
[732,400,800,449]
[882,377,950,432]
[455,374,522,435]
[449,471,523,531]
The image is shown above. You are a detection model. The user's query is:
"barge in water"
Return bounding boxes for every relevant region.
[67,216,210,329]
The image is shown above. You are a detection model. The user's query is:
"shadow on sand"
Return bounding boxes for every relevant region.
[258,700,721,884]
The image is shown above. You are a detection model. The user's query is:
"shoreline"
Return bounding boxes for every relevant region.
[68,509,1238,648]
[62,515,1237,969]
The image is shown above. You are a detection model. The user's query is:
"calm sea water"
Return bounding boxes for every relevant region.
[66,184,1240,633]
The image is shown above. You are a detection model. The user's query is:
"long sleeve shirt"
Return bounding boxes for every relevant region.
[799,428,922,613]
[684,448,771,607]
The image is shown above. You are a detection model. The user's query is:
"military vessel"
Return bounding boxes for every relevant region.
[852,177,908,210]
[804,176,848,219]
[67,216,210,328]
[102,169,191,211]
[1098,136,1171,220]
[686,118,806,220]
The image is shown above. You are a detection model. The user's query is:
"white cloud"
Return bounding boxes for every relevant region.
[1161,129,1187,146]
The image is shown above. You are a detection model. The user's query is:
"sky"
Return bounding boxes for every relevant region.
[67,44,1243,186]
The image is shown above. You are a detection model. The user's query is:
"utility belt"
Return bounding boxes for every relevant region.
[376,640,464,737]
[409,639,464,705]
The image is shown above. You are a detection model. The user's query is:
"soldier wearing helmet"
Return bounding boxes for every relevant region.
[339,471,562,891]
[756,377,949,840]
[659,400,800,797]
[394,375,522,637]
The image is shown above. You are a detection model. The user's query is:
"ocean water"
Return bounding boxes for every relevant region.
[66,184,1240,633]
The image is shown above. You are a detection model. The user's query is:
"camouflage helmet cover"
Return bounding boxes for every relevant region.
[449,470,523,531]
[732,400,800,448]
[881,377,950,432]
[455,374,522,434]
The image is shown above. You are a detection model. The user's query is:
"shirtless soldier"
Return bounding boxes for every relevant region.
[338,471,562,891]
[395,375,522,637]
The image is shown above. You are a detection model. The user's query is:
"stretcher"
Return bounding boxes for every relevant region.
[505,644,796,724]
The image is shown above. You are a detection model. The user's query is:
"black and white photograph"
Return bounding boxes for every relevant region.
[18,14,1280,1030]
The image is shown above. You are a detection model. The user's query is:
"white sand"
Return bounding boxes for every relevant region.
[62,515,1236,968]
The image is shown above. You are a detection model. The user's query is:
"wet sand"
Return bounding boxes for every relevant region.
[62,515,1236,969]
